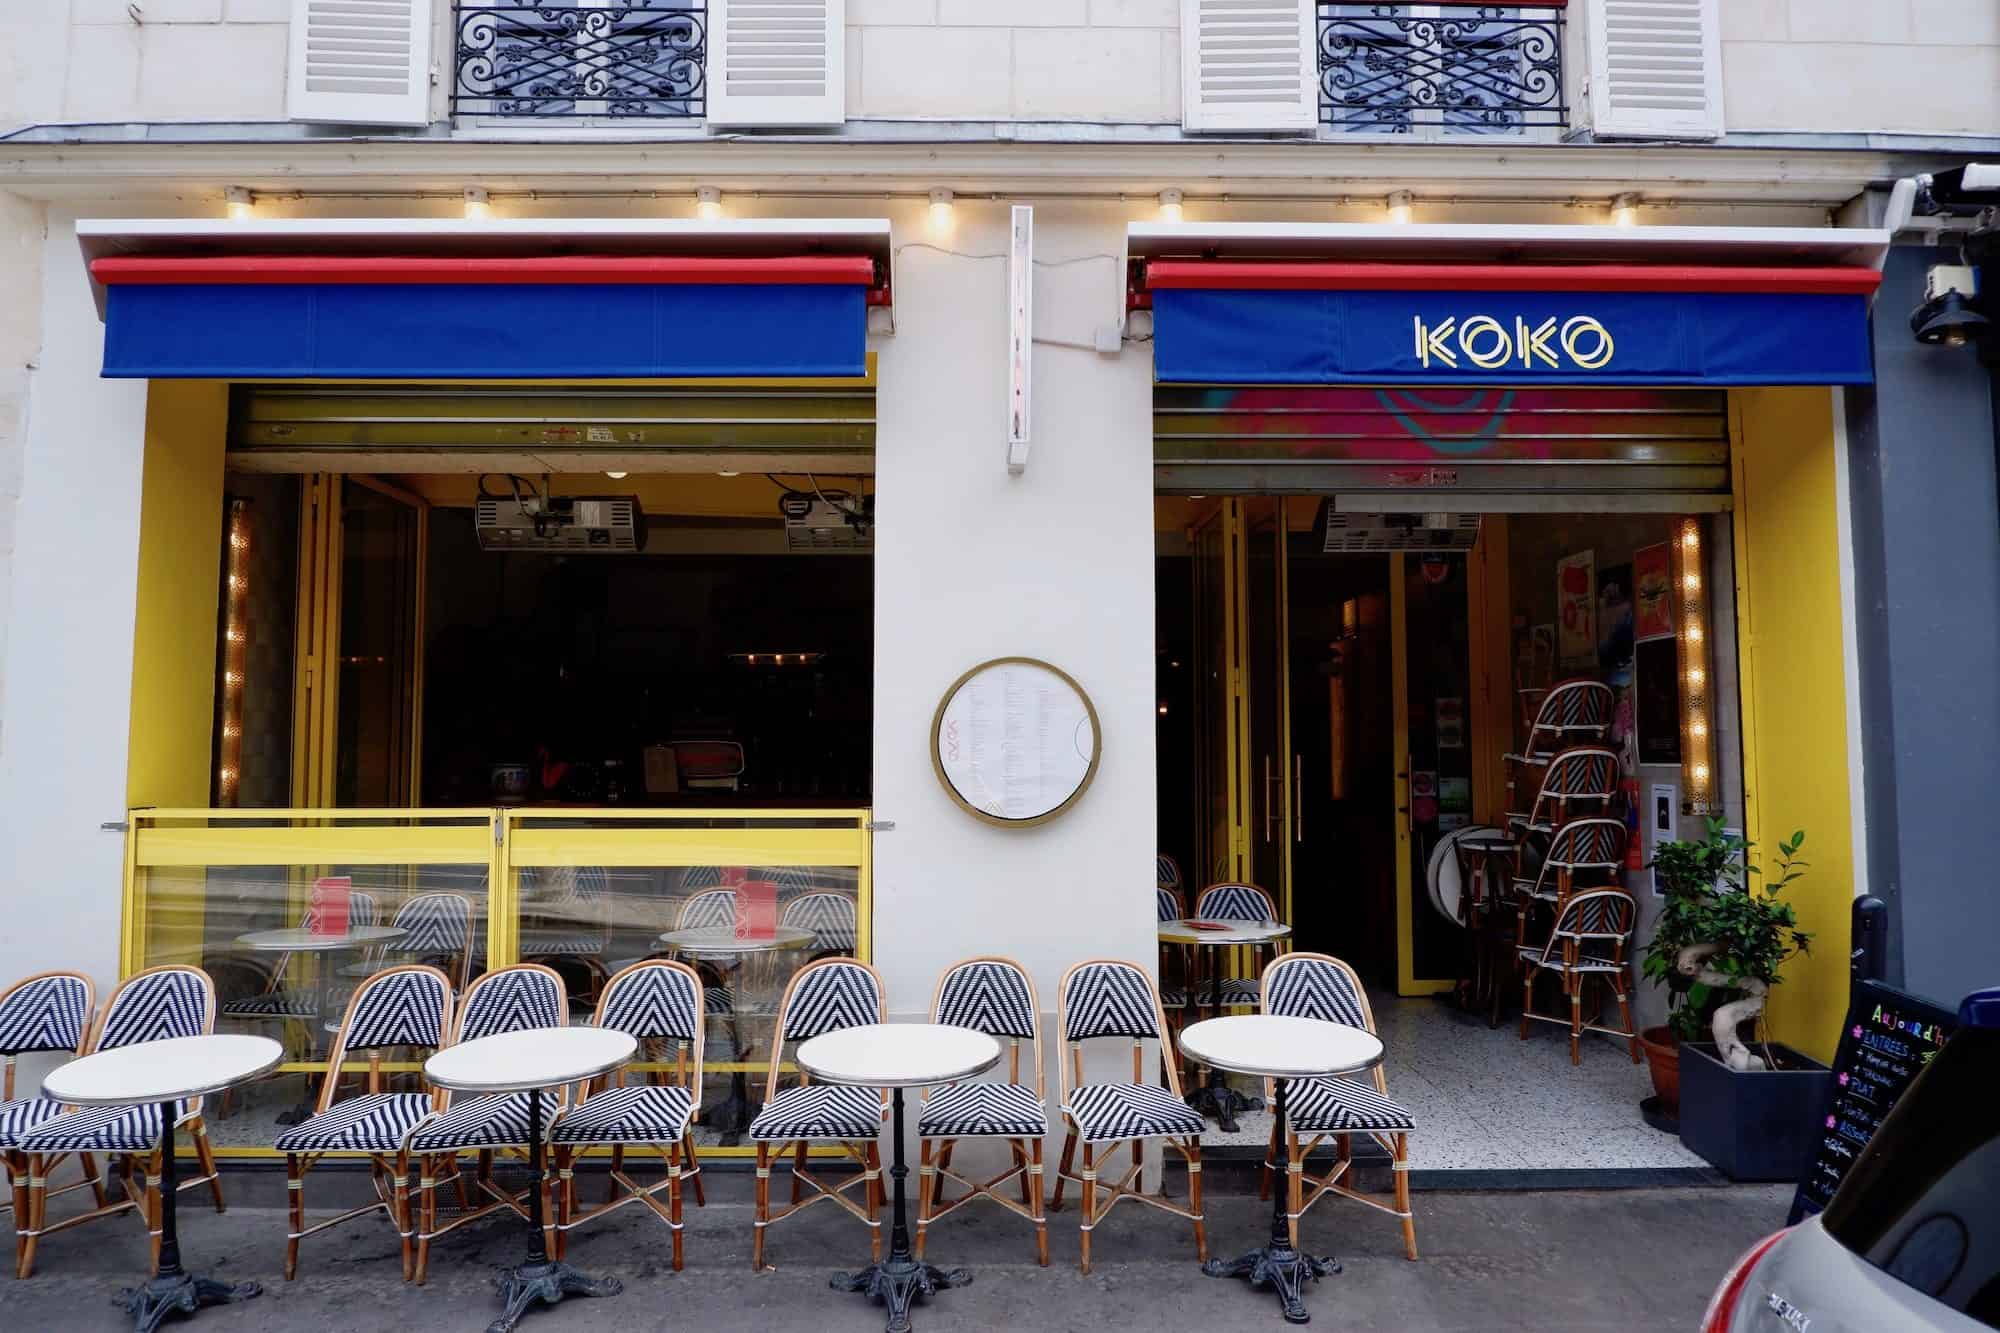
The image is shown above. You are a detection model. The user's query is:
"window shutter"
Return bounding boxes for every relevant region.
[1585,0,1724,140]
[707,0,846,128]
[1180,0,1317,133]
[286,0,433,127]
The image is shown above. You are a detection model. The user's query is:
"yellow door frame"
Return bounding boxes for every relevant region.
[1390,551,1459,997]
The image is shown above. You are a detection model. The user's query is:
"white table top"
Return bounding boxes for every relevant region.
[1157,918,1293,946]
[42,1035,285,1105]
[1177,1015,1383,1080]
[424,1026,637,1094]
[236,925,408,952]
[796,1023,1001,1089]
[656,925,816,957]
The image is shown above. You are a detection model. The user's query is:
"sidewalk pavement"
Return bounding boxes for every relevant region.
[0,1170,1786,1331]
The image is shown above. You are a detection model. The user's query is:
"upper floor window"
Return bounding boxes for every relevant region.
[452,0,706,120]
[1318,3,1565,137]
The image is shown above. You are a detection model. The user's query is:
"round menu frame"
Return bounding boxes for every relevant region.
[930,656,1102,829]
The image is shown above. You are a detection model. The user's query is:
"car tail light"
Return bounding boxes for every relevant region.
[1701,1228,1790,1332]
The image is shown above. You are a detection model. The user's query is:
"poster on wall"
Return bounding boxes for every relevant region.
[1634,542,1675,640]
[1557,550,1595,667]
[1598,561,1634,677]
[1648,782,1678,897]
[1636,637,1683,765]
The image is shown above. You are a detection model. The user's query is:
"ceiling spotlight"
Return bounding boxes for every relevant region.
[1610,193,1640,227]
[462,187,491,221]
[604,471,629,480]
[224,186,254,222]
[1386,190,1414,225]
[717,469,740,478]
[1158,189,1185,224]
[928,188,955,233]
[695,186,723,221]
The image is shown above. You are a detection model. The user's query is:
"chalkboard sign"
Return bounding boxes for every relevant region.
[1789,979,1957,1226]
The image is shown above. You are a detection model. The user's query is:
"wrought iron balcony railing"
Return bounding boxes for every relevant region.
[453,1,706,120]
[1318,3,1565,136]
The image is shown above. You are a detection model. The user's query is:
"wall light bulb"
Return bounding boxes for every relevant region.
[1158,189,1184,224]
[1683,573,1701,590]
[1685,625,1702,643]
[695,186,723,221]
[1693,765,1710,782]
[1610,193,1640,228]
[1690,721,1707,738]
[1687,668,1705,686]
[928,188,955,233]
[224,186,254,222]
[1386,191,1414,225]
[1682,529,1700,548]
[604,471,628,480]
[462,187,491,221]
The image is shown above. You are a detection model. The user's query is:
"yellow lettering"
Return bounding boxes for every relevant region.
[1561,315,1614,369]
[1517,315,1559,368]
[1415,315,1458,368]
[1460,315,1511,368]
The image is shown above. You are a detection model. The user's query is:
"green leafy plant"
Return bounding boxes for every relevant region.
[1642,819,1812,1069]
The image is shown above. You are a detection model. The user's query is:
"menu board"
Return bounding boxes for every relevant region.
[932,657,1101,827]
[1789,979,1957,1225]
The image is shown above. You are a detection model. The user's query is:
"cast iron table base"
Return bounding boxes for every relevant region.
[1202,1078,1339,1324]
[1186,948,1261,1133]
[119,1099,262,1332]
[485,1086,621,1333]
[830,1085,973,1332]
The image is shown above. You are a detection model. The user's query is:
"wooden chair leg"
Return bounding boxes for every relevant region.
[285,1154,303,1280]
[914,1139,933,1260]
[539,1155,558,1261]
[752,1143,771,1272]
[79,1152,107,1207]
[414,1157,435,1285]
[1286,1133,1304,1252]
[1078,1142,1095,1275]
[668,1140,685,1272]
[449,1157,471,1210]
[865,1141,883,1263]
[1049,1131,1075,1211]
[145,1152,163,1276]
[1030,1138,1048,1267]
[1617,983,1641,1063]
[1569,973,1584,1065]
[1394,1134,1418,1260]
[1015,1141,1033,1208]
[791,1140,808,1205]
[607,1144,625,1204]
[1187,1140,1207,1264]
[1519,964,1535,1039]
[394,1155,414,1282]
[1259,1117,1280,1201]
[15,1153,41,1278]
[194,1123,226,1212]
[684,1133,706,1208]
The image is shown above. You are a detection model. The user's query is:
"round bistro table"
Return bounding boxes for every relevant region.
[796,1023,1002,1333]
[424,1026,639,1333]
[236,925,408,1123]
[1156,918,1293,1131]
[1177,1015,1385,1326]
[42,1034,284,1333]
[1449,832,1519,1026]
[658,925,817,1143]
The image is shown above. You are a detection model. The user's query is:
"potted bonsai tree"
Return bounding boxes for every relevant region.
[1641,820,1829,1179]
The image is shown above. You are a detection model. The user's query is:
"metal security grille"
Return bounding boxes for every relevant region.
[1318,3,1566,135]
[1154,384,1730,511]
[452,1,706,119]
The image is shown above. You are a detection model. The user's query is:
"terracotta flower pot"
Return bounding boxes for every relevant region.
[1639,1025,1681,1115]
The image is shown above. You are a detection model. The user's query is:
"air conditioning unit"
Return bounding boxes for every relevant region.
[1315,504,1482,553]
[780,493,872,552]
[475,495,644,553]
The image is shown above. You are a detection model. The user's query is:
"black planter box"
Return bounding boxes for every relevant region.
[1678,1041,1832,1182]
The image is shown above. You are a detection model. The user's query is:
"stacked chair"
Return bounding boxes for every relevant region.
[1518,890,1644,1065]
[0,972,96,1269]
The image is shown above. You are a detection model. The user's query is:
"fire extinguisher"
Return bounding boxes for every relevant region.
[1623,777,1644,871]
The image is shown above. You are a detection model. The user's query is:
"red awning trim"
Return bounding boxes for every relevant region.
[1141,260,1882,296]
[90,254,881,288]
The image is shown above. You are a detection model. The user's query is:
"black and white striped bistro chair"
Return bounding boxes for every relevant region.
[1518,889,1642,1067]
[1502,678,1614,808]
[405,963,568,1283]
[670,889,740,1017]
[780,891,858,960]
[1048,959,1206,1275]
[271,965,454,1281]
[1509,817,1628,948]
[547,959,707,1271]
[915,957,1050,1266]
[222,893,382,1026]
[1257,953,1418,1261]
[519,866,613,985]
[1155,886,1191,1029]
[1156,853,1182,891]
[350,891,476,989]
[13,965,225,1279]
[746,957,887,1272]
[1,971,96,1256]
[1505,745,1618,839]
[1191,882,1285,1008]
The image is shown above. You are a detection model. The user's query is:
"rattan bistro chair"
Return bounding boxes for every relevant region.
[350,892,476,989]
[548,959,707,1270]
[1190,882,1285,1009]
[1049,960,1206,1274]
[14,966,225,1279]
[271,966,454,1280]
[0,972,97,1251]
[915,957,1050,1265]
[406,964,569,1283]
[1505,745,1618,838]
[1519,889,1643,1066]
[781,891,859,958]
[746,958,887,1272]
[222,894,380,1025]
[1502,679,1613,813]
[1256,953,1418,1261]
[1509,817,1627,948]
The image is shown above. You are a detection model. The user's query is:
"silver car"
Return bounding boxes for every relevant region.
[1702,987,1999,1332]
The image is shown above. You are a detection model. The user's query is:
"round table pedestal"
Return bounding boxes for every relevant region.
[486,1086,622,1333]
[1200,1077,1337,1325]
[830,1085,970,1333]
[121,1098,261,1333]
[1187,947,1263,1133]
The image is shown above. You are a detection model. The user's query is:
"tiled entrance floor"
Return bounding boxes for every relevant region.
[1193,991,1708,1172]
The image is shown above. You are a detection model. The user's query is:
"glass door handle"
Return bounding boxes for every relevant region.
[1293,754,1303,842]
[1263,753,1278,842]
